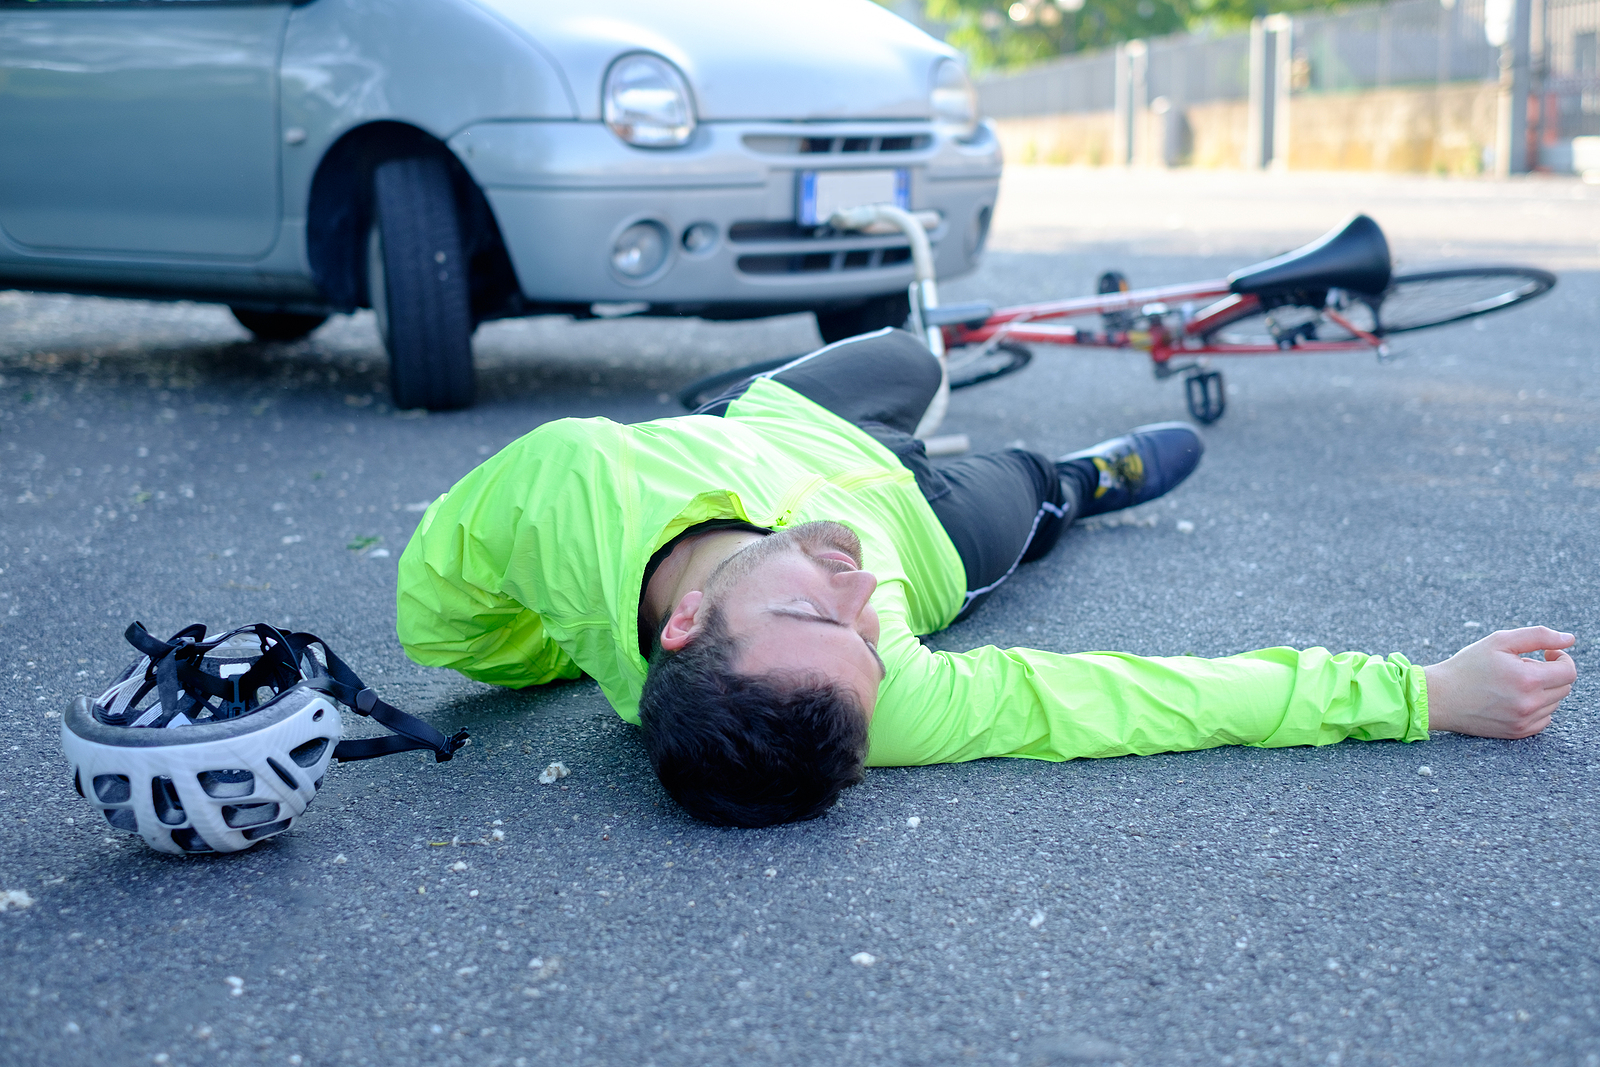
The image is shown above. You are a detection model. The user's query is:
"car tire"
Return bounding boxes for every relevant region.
[368,155,475,411]
[230,308,328,342]
[813,291,911,346]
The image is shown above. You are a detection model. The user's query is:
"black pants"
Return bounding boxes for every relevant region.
[697,329,1077,619]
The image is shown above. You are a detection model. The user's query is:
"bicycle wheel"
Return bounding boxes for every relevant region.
[946,341,1032,390]
[1373,267,1555,334]
[676,354,796,410]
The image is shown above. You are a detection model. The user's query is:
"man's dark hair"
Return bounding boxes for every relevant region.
[639,606,869,828]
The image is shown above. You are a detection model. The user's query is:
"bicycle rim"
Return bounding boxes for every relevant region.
[1374,267,1556,335]
[947,342,1032,390]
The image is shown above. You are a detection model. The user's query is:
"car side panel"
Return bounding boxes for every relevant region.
[0,0,573,302]
[279,0,576,239]
[0,2,288,259]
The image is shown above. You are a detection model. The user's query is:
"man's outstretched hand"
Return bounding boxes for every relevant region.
[1424,627,1578,738]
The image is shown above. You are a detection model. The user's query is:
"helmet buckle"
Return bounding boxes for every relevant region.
[224,675,250,717]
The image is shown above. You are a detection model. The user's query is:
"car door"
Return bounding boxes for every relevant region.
[0,0,288,260]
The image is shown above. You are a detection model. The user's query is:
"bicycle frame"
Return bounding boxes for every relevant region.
[943,280,1386,366]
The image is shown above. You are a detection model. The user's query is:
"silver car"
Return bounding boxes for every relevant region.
[0,0,1002,410]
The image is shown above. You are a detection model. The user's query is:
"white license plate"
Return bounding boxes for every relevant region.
[797,168,909,227]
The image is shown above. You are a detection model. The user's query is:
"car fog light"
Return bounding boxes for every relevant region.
[682,222,718,254]
[612,221,669,278]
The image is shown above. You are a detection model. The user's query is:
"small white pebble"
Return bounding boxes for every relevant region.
[225,976,244,996]
[0,889,35,911]
[850,952,877,966]
[196,1026,212,1040]
[1464,621,1482,630]
[1029,910,1046,929]
[449,861,468,872]
[468,890,479,898]
[369,548,391,558]
[332,854,348,865]
[491,819,503,826]
[289,1056,303,1066]
[153,1056,170,1065]
[1176,520,1196,534]
[456,966,477,977]
[528,957,543,969]
[764,868,777,878]
[64,1022,80,1034]
[490,829,505,842]
[1418,766,1433,777]
[537,762,569,785]
[906,816,921,829]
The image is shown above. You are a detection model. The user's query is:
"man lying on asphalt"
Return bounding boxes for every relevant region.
[396,329,1578,827]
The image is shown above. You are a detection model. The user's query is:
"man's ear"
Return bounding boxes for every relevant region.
[658,590,705,652]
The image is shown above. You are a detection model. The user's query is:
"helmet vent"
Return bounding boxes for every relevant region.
[241,818,292,842]
[198,769,254,799]
[289,738,329,768]
[170,827,215,853]
[222,802,281,829]
[266,758,300,791]
[93,774,131,805]
[151,776,186,826]
[73,767,84,798]
[104,808,138,832]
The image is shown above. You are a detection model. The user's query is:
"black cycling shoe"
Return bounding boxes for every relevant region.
[1056,421,1204,516]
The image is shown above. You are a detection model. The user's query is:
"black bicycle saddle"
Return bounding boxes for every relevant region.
[1227,214,1392,297]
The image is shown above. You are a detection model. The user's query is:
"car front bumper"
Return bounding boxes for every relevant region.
[448,118,1002,314]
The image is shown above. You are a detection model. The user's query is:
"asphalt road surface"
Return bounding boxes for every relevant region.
[2,168,1597,1067]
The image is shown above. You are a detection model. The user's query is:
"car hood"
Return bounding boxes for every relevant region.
[469,0,956,122]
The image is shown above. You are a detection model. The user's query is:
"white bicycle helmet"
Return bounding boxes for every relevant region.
[62,622,467,855]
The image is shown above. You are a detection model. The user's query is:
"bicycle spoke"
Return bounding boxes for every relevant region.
[1205,305,1362,348]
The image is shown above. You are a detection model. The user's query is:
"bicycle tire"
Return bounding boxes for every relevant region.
[1371,266,1556,335]
[946,342,1032,390]
[676,354,797,410]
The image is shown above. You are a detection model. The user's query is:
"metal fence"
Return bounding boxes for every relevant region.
[1542,0,1600,137]
[977,0,1501,118]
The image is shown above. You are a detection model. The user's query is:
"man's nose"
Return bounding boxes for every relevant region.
[834,568,877,615]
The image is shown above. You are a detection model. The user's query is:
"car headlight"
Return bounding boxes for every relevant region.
[604,53,696,148]
[930,58,978,141]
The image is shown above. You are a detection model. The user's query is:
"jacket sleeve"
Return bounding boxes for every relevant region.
[864,599,1429,768]
[395,500,581,689]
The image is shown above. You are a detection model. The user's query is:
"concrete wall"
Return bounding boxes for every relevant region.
[1285,82,1498,174]
[990,111,1118,166]
[991,80,1498,174]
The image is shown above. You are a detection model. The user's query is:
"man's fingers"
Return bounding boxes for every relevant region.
[1529,649,1579,690]
[1493,626,1576,654]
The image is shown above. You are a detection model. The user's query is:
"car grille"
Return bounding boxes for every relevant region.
[742,133,931,156]
[736,246,913,276]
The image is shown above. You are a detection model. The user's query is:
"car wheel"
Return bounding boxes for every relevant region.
[368,155,475,411]
[813,291,911,346]
[230,307,328,342]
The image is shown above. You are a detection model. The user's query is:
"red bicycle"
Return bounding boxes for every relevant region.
[932,213,1556,423]
[680,213,1555,427]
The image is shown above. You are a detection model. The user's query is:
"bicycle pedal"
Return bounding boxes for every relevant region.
[1184,370,1226,424]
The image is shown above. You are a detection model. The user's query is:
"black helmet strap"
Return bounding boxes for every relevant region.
[121,622,468,763]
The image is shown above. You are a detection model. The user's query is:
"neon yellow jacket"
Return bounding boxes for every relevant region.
[396,378,1429,766]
